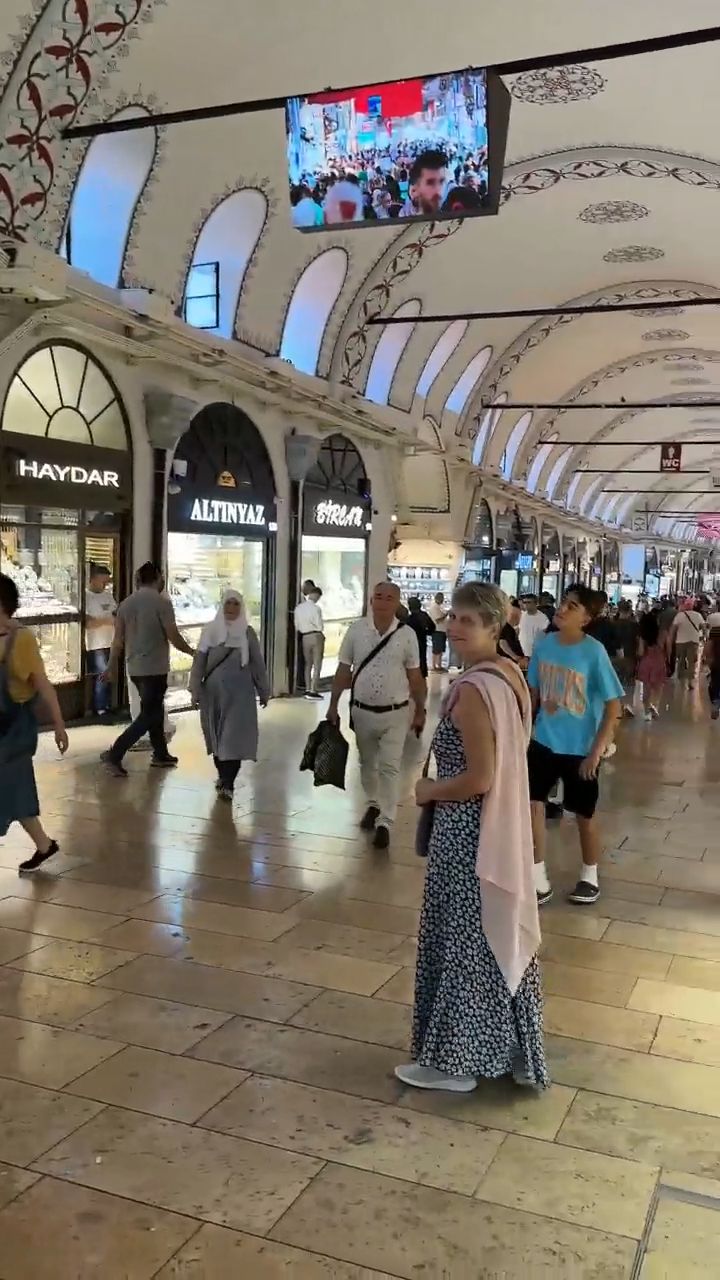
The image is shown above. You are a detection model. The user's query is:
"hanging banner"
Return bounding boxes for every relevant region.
[660,443,682,472]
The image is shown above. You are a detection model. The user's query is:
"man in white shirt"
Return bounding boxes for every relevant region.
[328,581,426,850]
[518,594,549,659]
[295,587,325,699]
[671,603,706,689]
[428,591,449,671]
[85,564,116,716]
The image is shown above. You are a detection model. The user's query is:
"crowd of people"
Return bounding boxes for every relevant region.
[3,564,720,1101]
[290,141,489,227]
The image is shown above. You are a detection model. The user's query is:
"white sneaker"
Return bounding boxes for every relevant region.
[649,705,660,719]
[394,1063,477,1092]
[644,711,653,723]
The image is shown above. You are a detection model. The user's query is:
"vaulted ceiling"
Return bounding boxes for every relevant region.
[1,0,719,541]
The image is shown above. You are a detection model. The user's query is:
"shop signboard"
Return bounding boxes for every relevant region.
[303,489,370,538]
[1,430,131,510]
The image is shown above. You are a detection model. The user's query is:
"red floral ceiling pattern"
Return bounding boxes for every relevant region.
[0,0,156,240]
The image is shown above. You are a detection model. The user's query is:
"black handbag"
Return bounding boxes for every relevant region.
[415,746,435,857]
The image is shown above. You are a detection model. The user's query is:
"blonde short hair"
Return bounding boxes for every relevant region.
[451,581,509,636]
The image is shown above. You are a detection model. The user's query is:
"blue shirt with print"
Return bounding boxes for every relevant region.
[527,632,624,757]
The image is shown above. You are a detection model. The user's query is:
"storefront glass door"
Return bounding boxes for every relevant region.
[166,531,265,706]
[301,535,366,678]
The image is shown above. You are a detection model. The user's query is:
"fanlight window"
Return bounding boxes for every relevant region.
[1,345,127,450]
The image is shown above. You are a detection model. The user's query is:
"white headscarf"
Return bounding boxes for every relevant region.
[198,589,250,665]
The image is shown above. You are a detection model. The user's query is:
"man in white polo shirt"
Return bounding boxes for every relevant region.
[294,586,325,699]
[327,581,426,850]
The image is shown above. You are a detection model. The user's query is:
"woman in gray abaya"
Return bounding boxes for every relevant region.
[190,589,270,800]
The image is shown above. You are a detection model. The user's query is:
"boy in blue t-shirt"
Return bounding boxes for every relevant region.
[527,585,623,907]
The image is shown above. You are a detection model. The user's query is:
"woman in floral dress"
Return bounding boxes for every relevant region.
[396,582,548,1093]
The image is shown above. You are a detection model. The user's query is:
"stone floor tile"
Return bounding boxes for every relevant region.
[72,991,232,1053]
[0,928,52,966]
[650,1016,720,1067]
[0,966,115,1027]
[630,977,720,1026]
[396,1079,577,1141]
[9,939,138,982]
[67,1044,245,1122]
[557,1090,720,1179]
[129,894,298,940]
[289,893,420,937]
[373,967,414,1004]
[0,898,128,942]
[95,954,319,1022]
[190,1016,402,1103]
[174,930,400,996]
[0,1163,38,1210]
[201,1073,505,1193]
[0,1176,199,1279]
[475,1133,657,1238]
[270,1163,637,1279]
[290,990,412,1050]
[644,1197,720,1273]
[544,994,659,1051]
[36,1106,322,1234]
[537,907,611,941]
[539,933,672,979]
[540,960,637,1007]
[667,955,720,991]
[0,1011,123,1088]
[172,873,308,913]
[548,1034,720,1117]
[277,919,409,962]
[0,1077,103,1166]
[93,918,191,956]
[605,921,720,962]
[155,1224,397,1278]
[20,878,160,916]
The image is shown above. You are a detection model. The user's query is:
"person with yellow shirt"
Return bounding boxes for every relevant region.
[0,573,68,872]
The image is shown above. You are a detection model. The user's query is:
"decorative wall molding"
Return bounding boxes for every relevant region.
[579,200,649,224]
[603,245,664,263]
[0,0,166,241]
[510,64,606,105]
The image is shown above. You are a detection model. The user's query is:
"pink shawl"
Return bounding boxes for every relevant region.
[442,663,540,995]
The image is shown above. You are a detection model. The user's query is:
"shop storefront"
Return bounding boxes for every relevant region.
[494,507,537,597]
[605,542,621,602]
[0,342,132,721]
[302,487,370,679]
[165,403,276,706]
[590,545,604,590]
[539,527,561,602]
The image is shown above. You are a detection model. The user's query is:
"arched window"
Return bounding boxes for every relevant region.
[527,434,558,493]
[2,343,127,449]
[501,412,533,480]
[280,248,348,374]
[416,321,468,399]
[472,391,507,466]
[590,489,609,519]
[183,189,267,339]
[60,107,156,288]
[305,432,366,493]
[579,476,606,516]
[546,448,573,500]
[444,346,493,415]
[565,472,584,509]
[365,299,420,405]
[601,493,623,522]
[617,492,637,526]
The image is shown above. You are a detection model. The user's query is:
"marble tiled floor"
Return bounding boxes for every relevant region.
[0,683,719,1277]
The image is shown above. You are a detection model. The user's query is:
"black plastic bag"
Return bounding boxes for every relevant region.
[300,721,349,790]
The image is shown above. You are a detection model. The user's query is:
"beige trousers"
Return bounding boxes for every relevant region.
[302,632,325,694]
[352,705,409,828]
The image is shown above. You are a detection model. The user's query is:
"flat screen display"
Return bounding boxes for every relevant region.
[287,68,506,231]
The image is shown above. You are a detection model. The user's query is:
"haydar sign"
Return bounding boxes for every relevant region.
[18,459,120,487]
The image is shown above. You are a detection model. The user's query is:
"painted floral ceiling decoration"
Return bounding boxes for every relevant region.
[579,201,649,224]
[632,306,685,317]
[510,64,606,104]
[642,329,690,341]
[603,245,665,263]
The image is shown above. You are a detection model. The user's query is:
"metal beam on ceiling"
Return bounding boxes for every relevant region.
[62,24,720,139]
[369,297,720,325]
[549,439,720,445]
[482,402,720,410]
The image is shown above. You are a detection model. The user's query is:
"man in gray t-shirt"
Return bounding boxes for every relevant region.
[101,562,194,775]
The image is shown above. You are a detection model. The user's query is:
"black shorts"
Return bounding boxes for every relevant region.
[528,739,599,820]
[431,632,447,655]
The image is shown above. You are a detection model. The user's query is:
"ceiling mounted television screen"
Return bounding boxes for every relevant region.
[286,68,509,231]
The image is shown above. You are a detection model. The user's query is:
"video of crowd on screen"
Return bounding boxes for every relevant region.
[286,69,489,230]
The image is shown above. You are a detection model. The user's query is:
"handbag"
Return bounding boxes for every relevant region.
[415,745,435,857]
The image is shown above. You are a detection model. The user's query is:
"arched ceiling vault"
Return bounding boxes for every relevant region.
[1,0,719,539]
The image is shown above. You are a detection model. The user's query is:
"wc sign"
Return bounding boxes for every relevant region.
[660,443,682,472]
